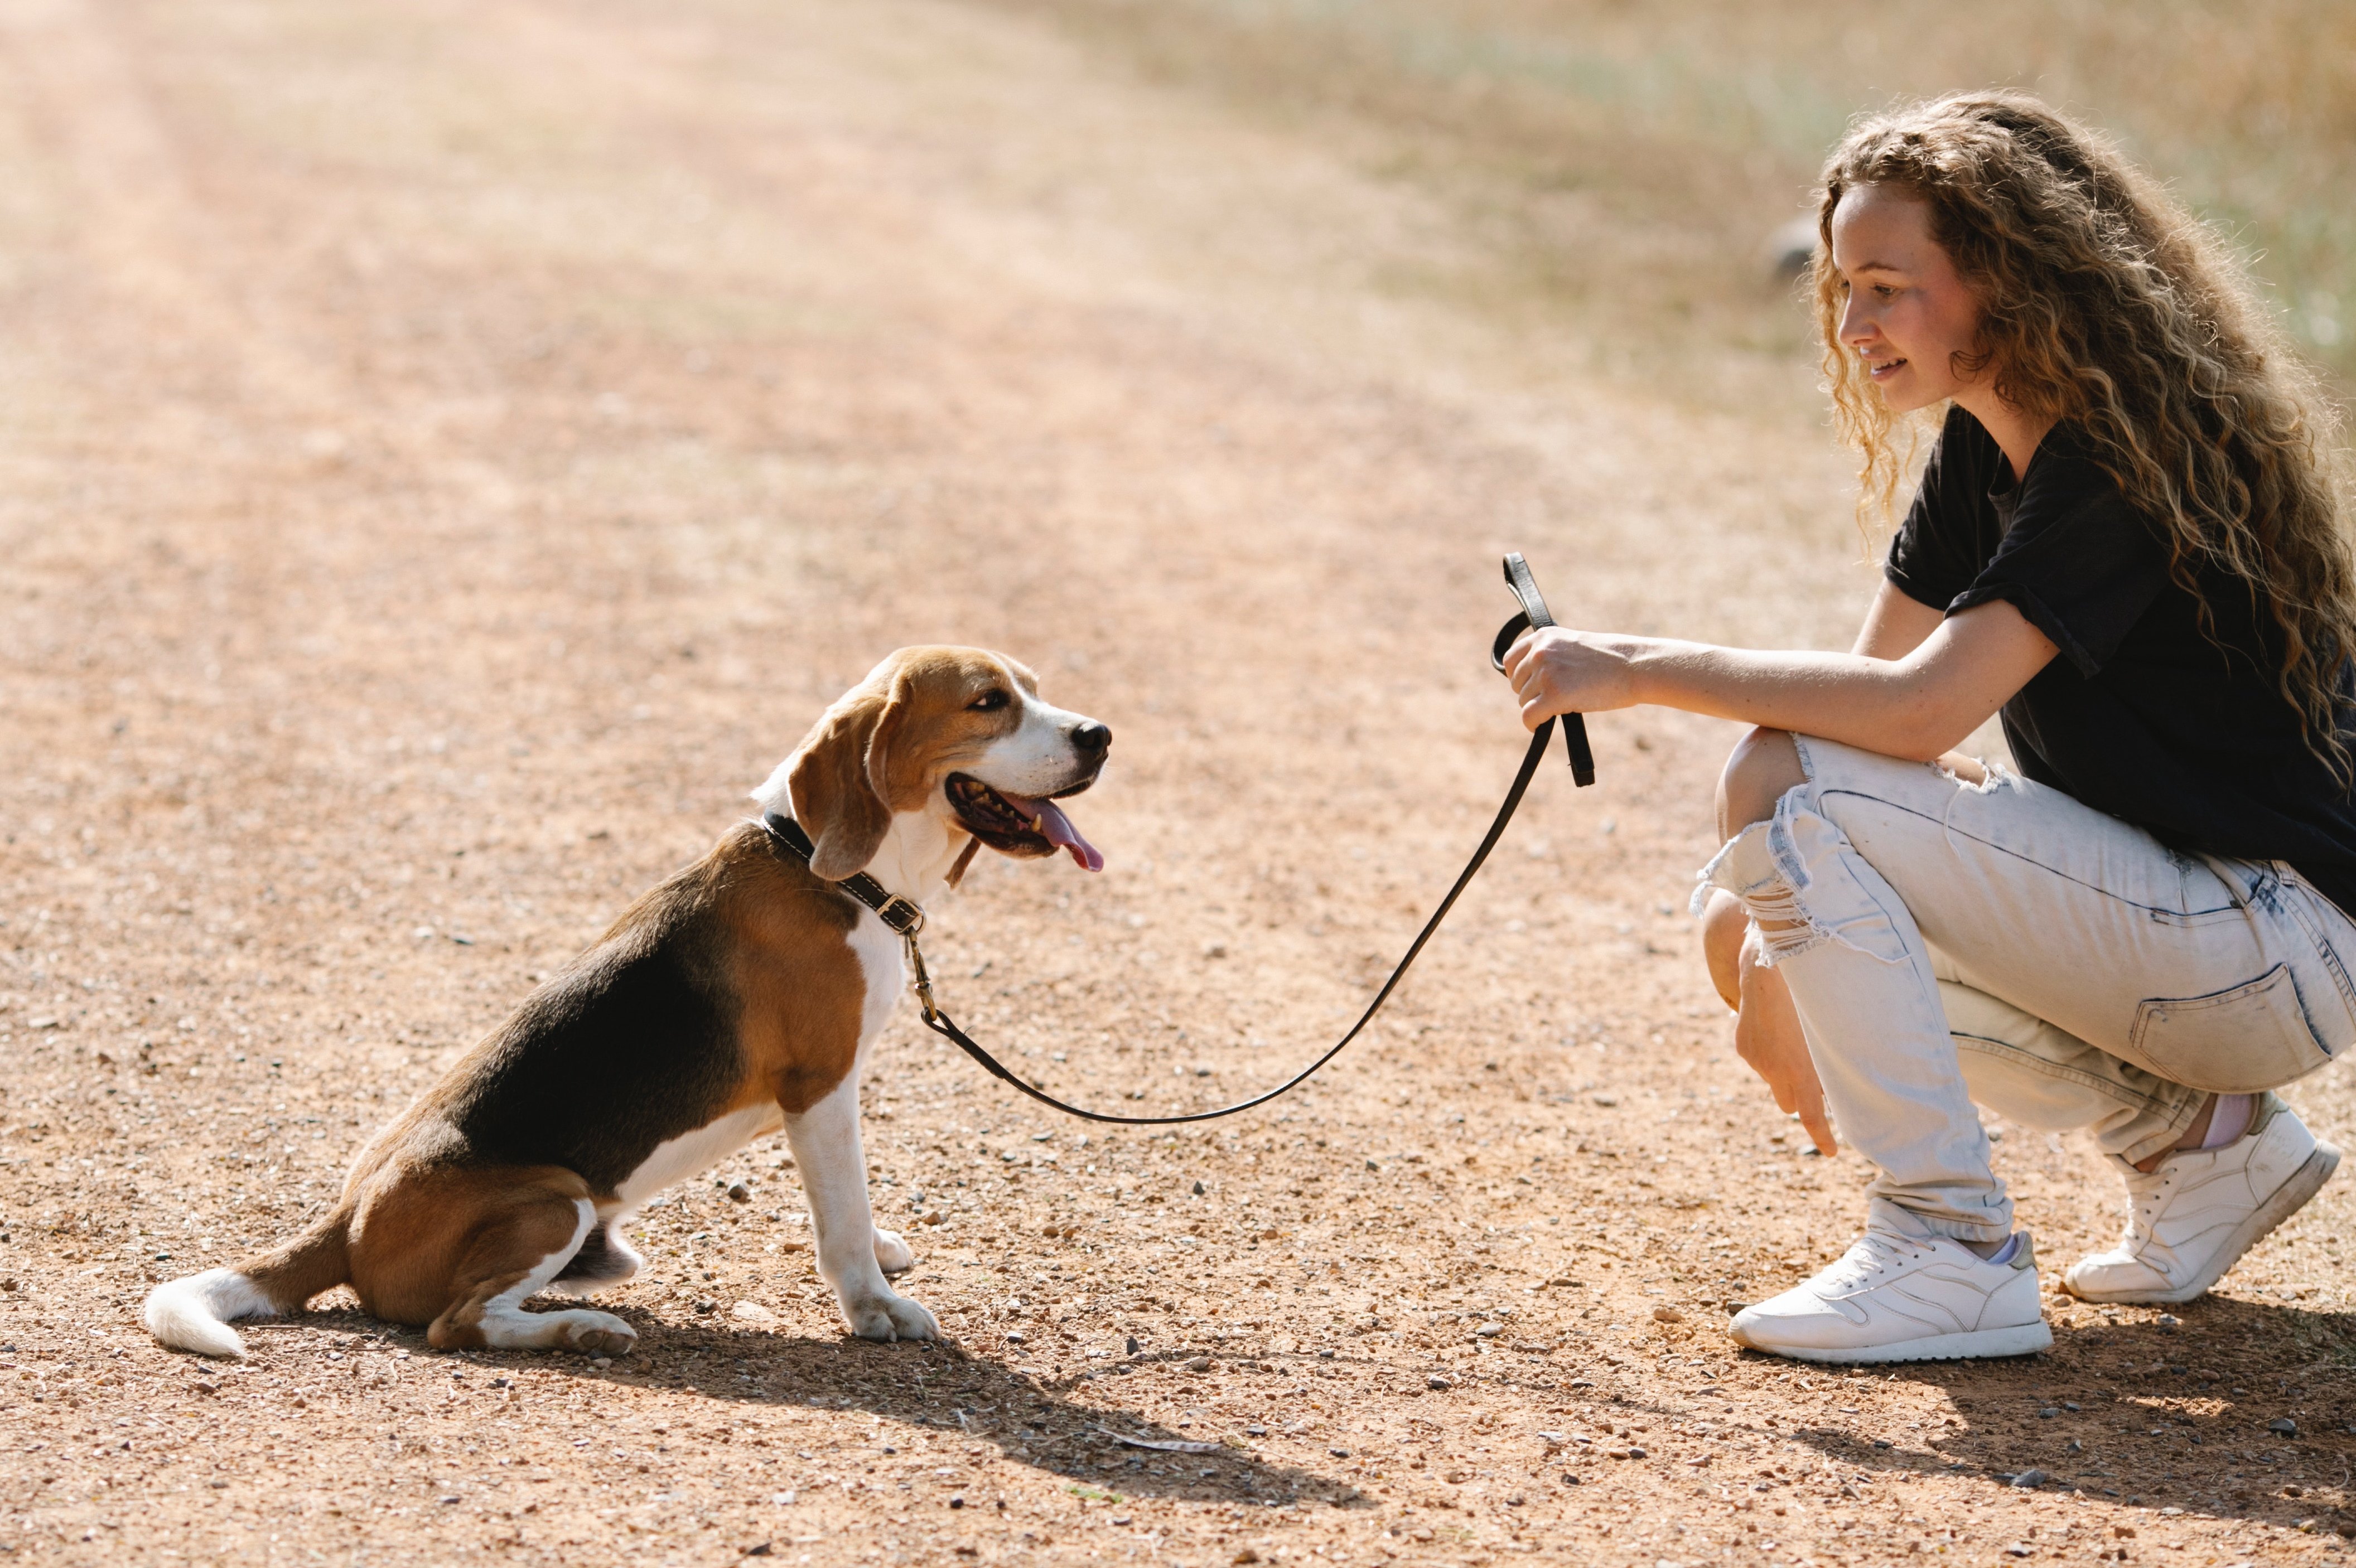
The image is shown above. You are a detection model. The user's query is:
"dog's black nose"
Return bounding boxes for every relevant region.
[1071,720,1112,754]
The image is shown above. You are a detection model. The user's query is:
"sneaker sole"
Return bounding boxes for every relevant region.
[1731,1319,2053,1365]
[2064,1140,2341,1306]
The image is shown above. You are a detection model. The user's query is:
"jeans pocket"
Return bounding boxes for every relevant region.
[2128,964,2333,1093]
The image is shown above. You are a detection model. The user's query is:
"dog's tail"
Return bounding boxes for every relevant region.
[143,1209,353,1359]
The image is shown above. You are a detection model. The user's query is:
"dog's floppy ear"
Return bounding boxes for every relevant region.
[786,679,910,880]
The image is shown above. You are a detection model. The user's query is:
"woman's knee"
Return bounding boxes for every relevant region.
[1715,728,1807,841]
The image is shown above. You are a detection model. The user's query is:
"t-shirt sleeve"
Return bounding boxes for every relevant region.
[1884,408,1988,613]
[1947,459,2172,677]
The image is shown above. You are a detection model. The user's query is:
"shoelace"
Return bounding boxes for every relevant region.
[1819,1232,1929,1290]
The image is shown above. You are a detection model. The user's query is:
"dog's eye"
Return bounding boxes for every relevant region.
[968,690,1011,712]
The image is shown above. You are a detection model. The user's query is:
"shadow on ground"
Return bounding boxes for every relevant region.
[262,1305,1367,1511]
[1715,1301,2356,1540]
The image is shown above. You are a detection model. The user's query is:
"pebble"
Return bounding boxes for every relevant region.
[2270,1417,2299,1437]
[2011,1469,2048,1489]
[732,1301,780,1326]
[1126,1337,1141,1356]
[1651,1306,1684,1324]
[2156,1314,2181,1334]
[694,1300,717,1315]
[727,1182,752,1203]
[2039,1406,2058,1419]
[1427,1375,1453,1391]
[1184,1355,1212,1372]
[1192,1180,1206,1196]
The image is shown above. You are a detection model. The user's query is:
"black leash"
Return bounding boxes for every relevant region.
[765,554,1592,1126]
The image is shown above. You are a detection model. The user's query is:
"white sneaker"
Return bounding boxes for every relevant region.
[1729,1228,2051,1364]
[2064,1093,2339,1305]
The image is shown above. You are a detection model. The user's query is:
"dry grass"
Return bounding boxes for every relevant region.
[984,0,2356,404]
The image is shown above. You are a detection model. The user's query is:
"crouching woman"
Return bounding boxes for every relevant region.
[1507,92,2356,1363]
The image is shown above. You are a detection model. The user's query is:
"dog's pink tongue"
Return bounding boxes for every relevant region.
[999,792,1104,872]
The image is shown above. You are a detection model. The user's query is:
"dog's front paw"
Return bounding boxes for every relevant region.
[559,1311,638,1357]
[843,1290,938,1343]
[872,1228,915,1275]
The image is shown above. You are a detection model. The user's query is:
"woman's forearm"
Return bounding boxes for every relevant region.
[1504,598,2058,762]
[1627,640,1967,759]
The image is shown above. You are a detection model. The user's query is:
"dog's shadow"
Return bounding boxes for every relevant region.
[297,1305,1360,1510]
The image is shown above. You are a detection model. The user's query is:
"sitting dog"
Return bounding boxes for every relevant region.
[143,646,1108,1357]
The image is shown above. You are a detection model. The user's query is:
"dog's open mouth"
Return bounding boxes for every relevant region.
[945,774,1104,871]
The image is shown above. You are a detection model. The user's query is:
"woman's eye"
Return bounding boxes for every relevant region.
[969,690,1010,712]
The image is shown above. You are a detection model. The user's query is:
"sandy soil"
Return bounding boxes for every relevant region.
[4,3,2356,1566]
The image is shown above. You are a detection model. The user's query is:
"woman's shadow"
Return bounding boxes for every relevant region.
[1742,1296,2356,1539]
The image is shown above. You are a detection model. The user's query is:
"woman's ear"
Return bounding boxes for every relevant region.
[786,681,909,880]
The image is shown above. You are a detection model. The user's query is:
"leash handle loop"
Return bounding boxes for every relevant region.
[1491,552,1596,787]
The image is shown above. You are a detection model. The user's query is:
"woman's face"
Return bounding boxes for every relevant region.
[1829,183,1986,415]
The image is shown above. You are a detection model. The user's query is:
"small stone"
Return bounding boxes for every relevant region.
[694,1300,717,1315]
[727,1182,752,1203]
[2012,1469,2048,1489]
[1004,1330,1026,1345]
[948,1496,964,1509]
[1365,1159,1379,1172]
[2039,1406,2058,1419]
[1625,1446,1648,1459]
[2156,1313,2180,1334]
[1184,1355,1212,1372]
[1651,1306,1684,1324]
[745,1545,774,1559]
[1591,1094,1619,1107]
[1871,1439,1892,1450]
[1233,1550,1261,1566]
[1327,1446,1350,1458]
[731,1301,780,1326]
[2003,1545,2031,1559]
[2270,1417,2299,1437]
[2064,1401,2082,1411]
[1427,1375,1453,1391]
[1125,1337,1141,1356]
[1192,1180,1206,1196]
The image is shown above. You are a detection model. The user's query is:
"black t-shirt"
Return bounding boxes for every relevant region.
[1885,404,2356,917]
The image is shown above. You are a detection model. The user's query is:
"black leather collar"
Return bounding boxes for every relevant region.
[759,814,925,937]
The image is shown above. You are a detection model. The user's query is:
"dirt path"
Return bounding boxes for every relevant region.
[4,3,2355,1565]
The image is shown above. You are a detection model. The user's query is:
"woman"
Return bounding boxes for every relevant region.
[1505,93,2356,1364]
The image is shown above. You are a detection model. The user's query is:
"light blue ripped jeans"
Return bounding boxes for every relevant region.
[1698,734,2356,1245]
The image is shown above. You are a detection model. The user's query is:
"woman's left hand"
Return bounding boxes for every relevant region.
[1502,627,1644,730]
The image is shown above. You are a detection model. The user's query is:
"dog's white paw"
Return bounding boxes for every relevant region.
[872,1228,915,1275]
[563,1311,638,1357]
[842,1289,938,1343]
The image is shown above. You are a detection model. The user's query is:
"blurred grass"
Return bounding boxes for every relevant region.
[973,0,2355,413]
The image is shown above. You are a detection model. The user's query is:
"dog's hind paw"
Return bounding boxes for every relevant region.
[560,1313,638,1357]
[872,1228,915,1275]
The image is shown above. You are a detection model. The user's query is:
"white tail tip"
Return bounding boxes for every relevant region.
[143,1269,267,1359]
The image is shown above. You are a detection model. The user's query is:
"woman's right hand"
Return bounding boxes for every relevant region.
[1734,927,1837,1156]
[1701,888,1836,1155]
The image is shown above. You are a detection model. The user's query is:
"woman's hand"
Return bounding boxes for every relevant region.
[1501,627,1645,731]
[1734,925,1837,1155]
[1701,888,1836,1155]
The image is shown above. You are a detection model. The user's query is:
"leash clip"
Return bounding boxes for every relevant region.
[904,930,942,1025]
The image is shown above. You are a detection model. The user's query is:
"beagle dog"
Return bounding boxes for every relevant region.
[144,646,1108,1357]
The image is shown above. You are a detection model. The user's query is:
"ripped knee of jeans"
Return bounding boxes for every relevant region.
[1692,821,1824,966]
[1691,782,1910,969]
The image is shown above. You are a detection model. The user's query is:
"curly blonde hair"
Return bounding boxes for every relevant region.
[1813,91,2355,776]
